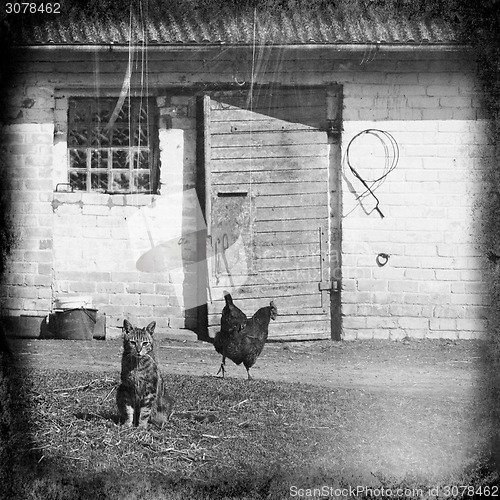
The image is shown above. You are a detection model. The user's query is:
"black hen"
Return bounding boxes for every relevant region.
[213,292,247,377]
[213,295,278,380]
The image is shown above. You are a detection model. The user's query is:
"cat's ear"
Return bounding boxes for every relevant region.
[146,321,156,335]
[123,319,133,336]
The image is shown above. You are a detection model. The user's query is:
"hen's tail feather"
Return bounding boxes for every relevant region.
[270,301,278,320]
[223,291,233,306]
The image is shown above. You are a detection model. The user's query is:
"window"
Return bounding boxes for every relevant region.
[67,97,158,193]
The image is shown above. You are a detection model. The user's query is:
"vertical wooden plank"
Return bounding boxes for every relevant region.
[327,87,343,341]
[194,95,212,339]
[203,95,212,233]
[319,226,329,312]
[203,95,216,308]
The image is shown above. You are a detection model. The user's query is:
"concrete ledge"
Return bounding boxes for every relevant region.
[2,315,45,338]
[2,313,108,340]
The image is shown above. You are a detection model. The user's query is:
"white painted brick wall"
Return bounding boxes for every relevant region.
[342,109,489,339]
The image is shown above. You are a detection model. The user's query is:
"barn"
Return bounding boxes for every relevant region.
[0,1,490,341]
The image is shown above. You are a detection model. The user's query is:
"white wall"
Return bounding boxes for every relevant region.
[341,55,489,339]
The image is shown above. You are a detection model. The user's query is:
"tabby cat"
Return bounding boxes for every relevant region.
[117,320,174,428]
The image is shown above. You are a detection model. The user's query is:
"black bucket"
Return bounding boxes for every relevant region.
[54,308,97,340]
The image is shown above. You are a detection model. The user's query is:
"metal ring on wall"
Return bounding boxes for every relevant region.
[376,253,390,267]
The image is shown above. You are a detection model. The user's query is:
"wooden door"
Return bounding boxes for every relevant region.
[204,86,341,340]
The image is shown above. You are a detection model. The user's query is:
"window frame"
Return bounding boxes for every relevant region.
[66,96,160,194]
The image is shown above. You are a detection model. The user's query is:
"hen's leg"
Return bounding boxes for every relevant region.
[246,368,253,380]
[216,356,226,378]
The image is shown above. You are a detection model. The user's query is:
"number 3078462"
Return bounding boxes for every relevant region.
[6,3,61,13]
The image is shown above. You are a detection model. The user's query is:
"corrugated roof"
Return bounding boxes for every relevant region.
[4,1,460,46]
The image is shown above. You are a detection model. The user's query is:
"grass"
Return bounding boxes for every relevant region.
[1,362,498,500]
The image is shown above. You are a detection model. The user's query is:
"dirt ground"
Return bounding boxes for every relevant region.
[7,336,493,483]
[9,336,481,399]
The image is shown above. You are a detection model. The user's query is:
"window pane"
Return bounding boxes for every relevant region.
[138,101,148,121]
[69,149,87,169]
[90,128,111,147]
[91,101,112,124]
[134,125,149,146]
[69,100,88,123]
[90,150,109,169]
[134,150,149,169]
[91,172,108,191]
[112,127,131,146]
[112,150,129,169]
[115,100,131,123]
[111,172,130,192]
[68,128,89,147]
[69,171,87,191]
[134,171,150,192]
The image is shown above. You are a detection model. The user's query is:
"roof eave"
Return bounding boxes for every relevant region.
[10,42,470,52]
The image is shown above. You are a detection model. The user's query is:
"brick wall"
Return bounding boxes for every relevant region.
[0,46,488,339]
[1,121,54,317]
[341,54,489,340]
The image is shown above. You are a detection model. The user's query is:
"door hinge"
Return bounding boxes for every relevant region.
[319,280,340,292]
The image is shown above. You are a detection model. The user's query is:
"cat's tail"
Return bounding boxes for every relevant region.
[157,392,174,415]
[150,392,175,428]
